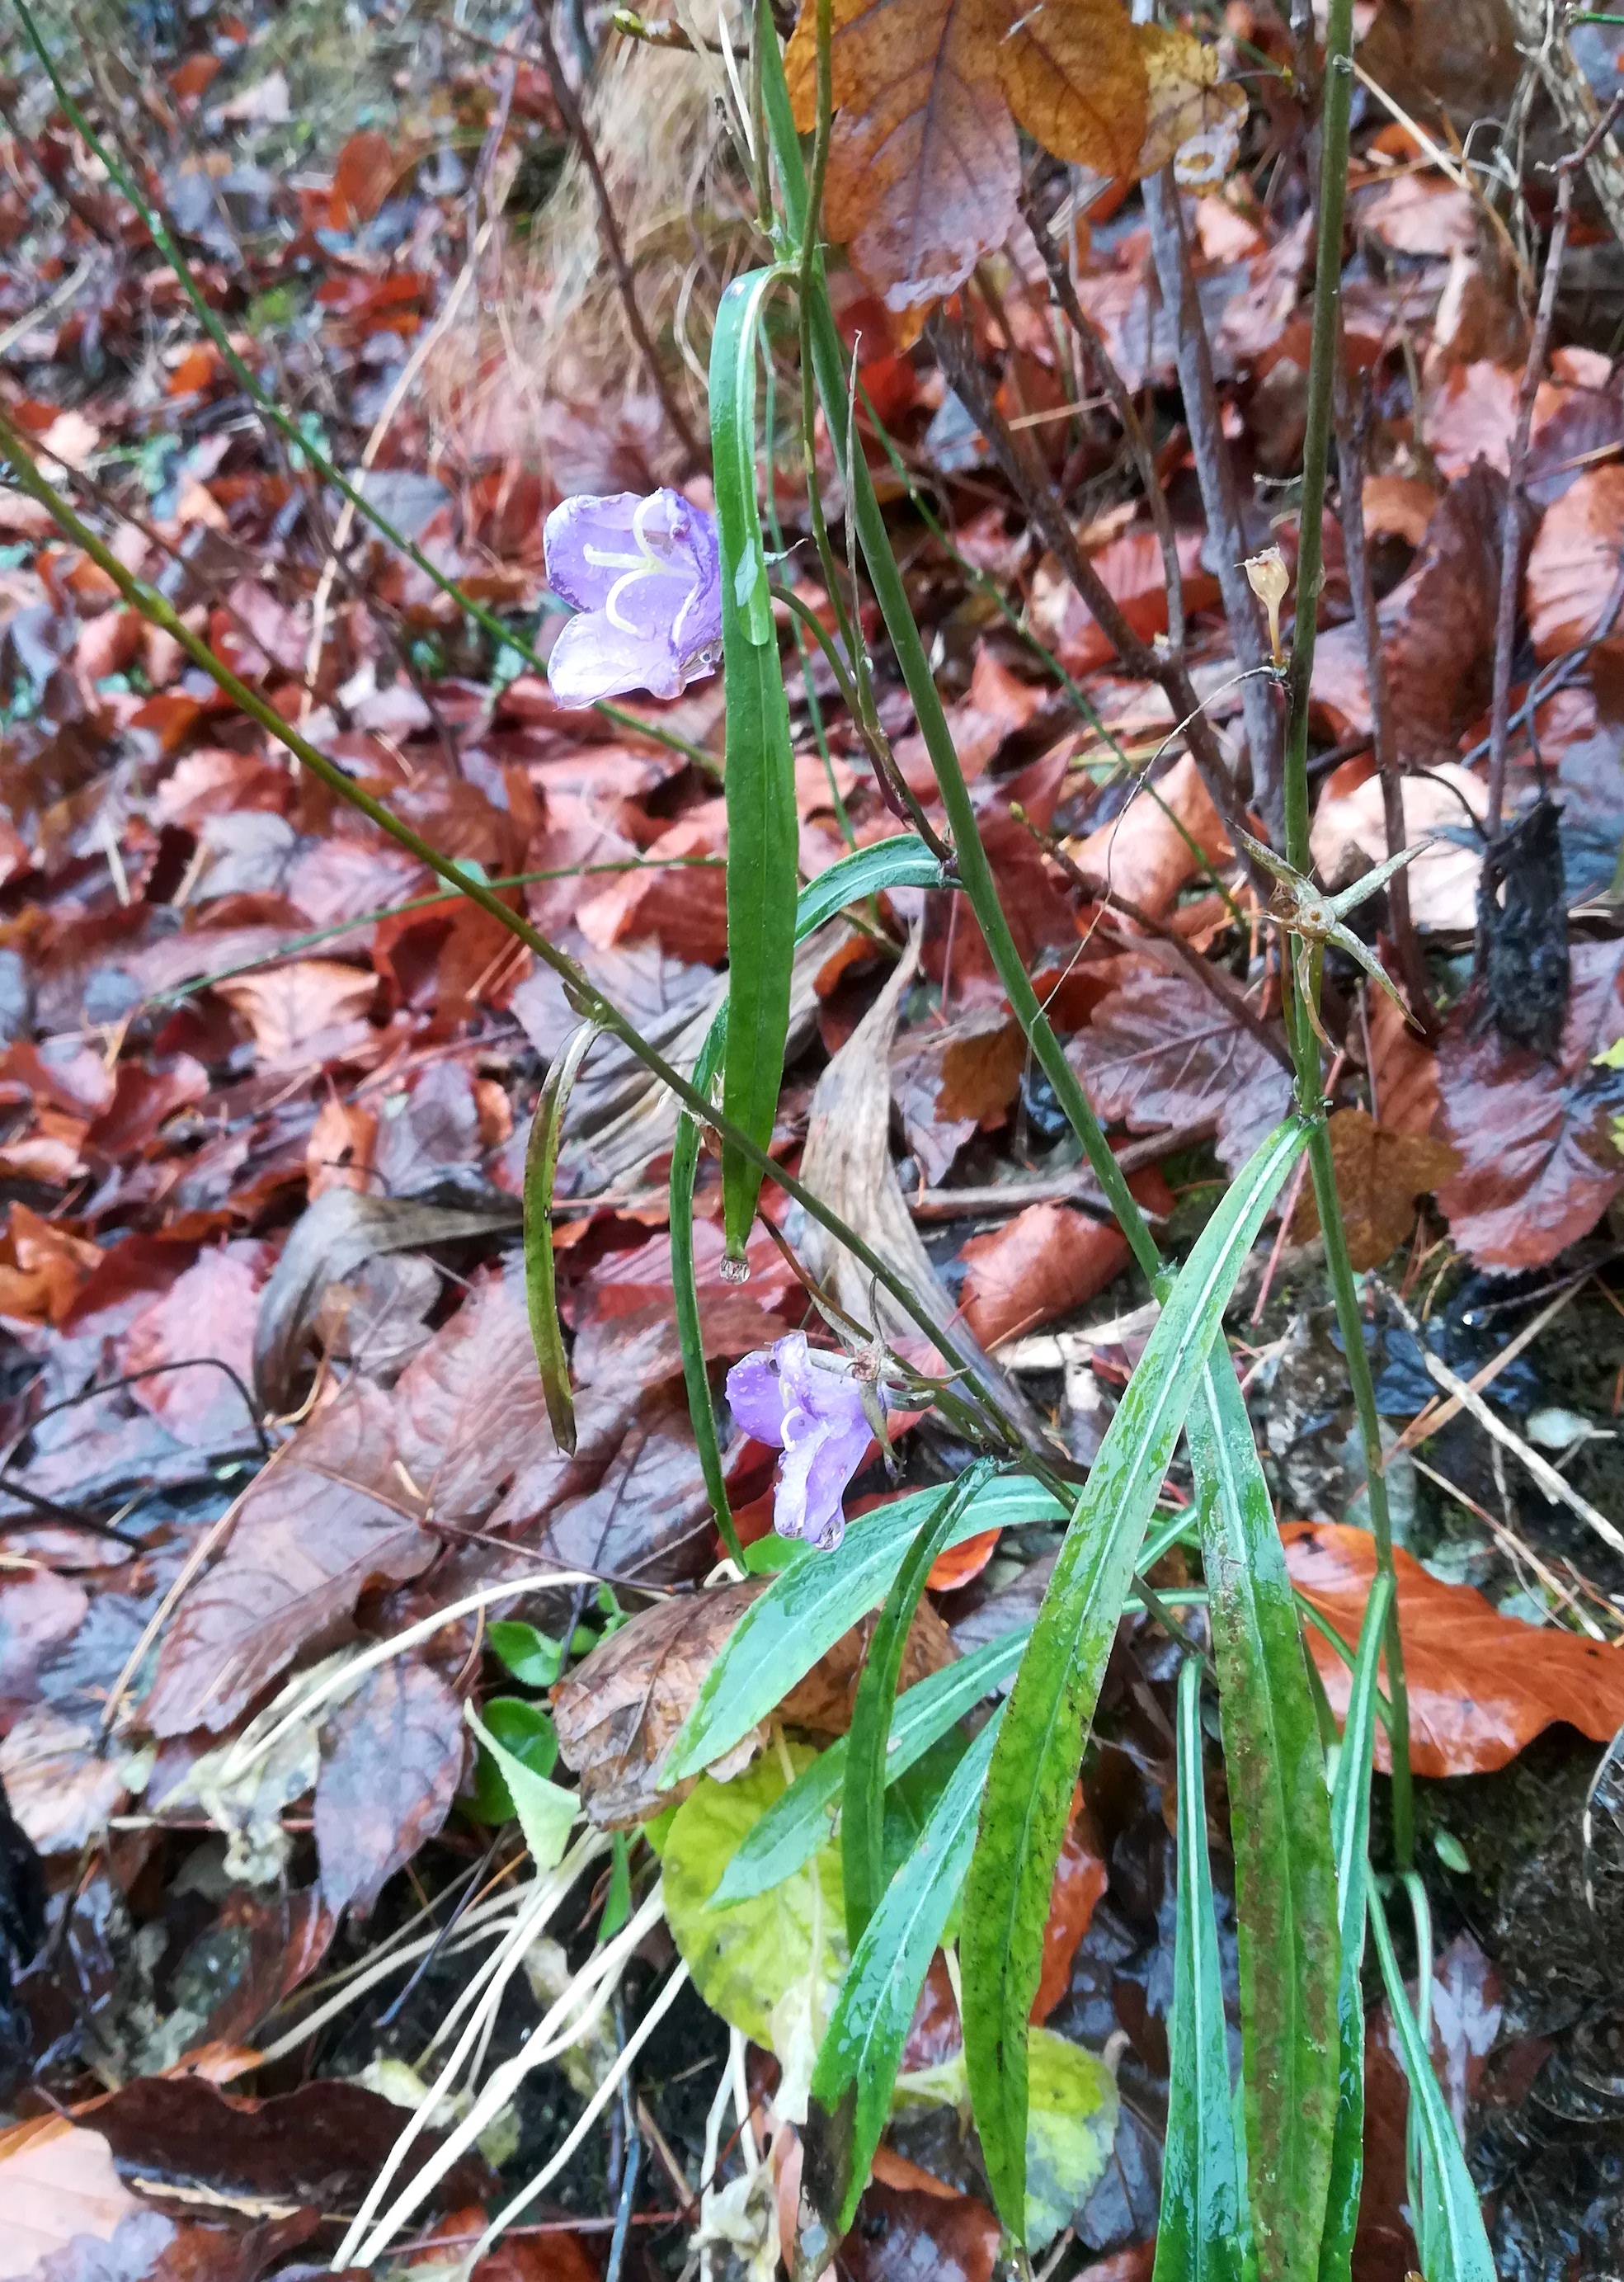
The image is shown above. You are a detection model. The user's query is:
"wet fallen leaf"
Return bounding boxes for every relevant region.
[1283,1520,1624,1775]
[313,1656,466,1917]
[1524,462,1624,665]
[1033,1789,1110,2020]
[329,128,398,230]
[120,1242,272,1450]
[996,0,1148,179]
[934,1012,1026,1124]
[392,1257,553,1521]
[1307,758,1485,931]
[1365,985,1444,1138]
[1137,22,1248,182]
[141,1383,434,1737]
[957,1176,1172,1350]
[215,961,378,1069]
[1035,530,1220,683]
[1065,752,1233,917]
[1289,1108,1459,1271]
[1071,967,1293,1174]
[0,1707,130,1853]
[1435,937,1624,1269]
[0,2117,143,2275]
[840,2176,1002,2282]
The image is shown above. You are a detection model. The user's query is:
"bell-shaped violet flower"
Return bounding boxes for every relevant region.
[725,1332,883,1553]
[542,488,723,709]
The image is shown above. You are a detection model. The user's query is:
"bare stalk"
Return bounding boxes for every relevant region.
[1142,172,1284,832]
[1280,0,1413,1866]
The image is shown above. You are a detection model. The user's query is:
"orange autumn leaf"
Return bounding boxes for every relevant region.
[997,0,1147,180]
[1283,1521,1624,1776]
[925,1525,1001,1591]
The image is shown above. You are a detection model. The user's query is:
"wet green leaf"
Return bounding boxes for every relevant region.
[465,1698,575,1868]
[1024,2026,1119,2251]
[487,1620,564,1690]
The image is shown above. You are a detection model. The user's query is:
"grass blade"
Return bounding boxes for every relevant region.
[715,1622,1033,1907]
[1366,1885,1495,2282]
[960,1115,1306,2237]
[1189,1348,1339,2282]
[709,267,798,1259]
[666,1473,1066,1782]
[807,1709,1003,2236]
[1154,1657,1248,2282]
[669,834,944,1563]
[522,1018,600,1456]
[843,1464,996,1948]
[1318,1569,1395,2282]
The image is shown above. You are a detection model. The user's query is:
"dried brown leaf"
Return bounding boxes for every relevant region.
[1065,750,1232,917]
[997,0,1147,179]
[1071,968,1292,1174]
[1136,23,1247,183]
[1525,462,1624,666]
[934,1014,1026,1124]
[1288,1107,1459,1271]
[0,2118,143,2277]
[313,1657,466,1917]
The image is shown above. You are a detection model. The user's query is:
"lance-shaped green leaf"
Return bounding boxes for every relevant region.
[670,833,945,1566]
[1366,1886,1495,2282]
[1154,1657,1248,2282]
[1189,1347,1338,2282]
[843,1464,996,1948]
[960,1114,1306,2237]
[714,1621,1033,1907]
[667,1472,1066,1784]
[806,1709,1002,2235]
[1318,1569,1394,2282]
[522,1017,600,1456]
[464,1703,576,1871]
[710,267,797,1260]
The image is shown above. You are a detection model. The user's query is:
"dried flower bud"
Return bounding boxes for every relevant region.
[1243,546,1291,665]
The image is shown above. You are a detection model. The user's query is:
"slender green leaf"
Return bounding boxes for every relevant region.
[1189,1348,1338,2282]
[522,1017,600,1455]
[670,833,944,1566]
[960,1114,1306,2237]
[807,1709,1002,2233]
[1317,1570,1394,2282]
[1154,1658,1247,2282]
[1367,1885,1495,2282]
[715,1621,1033,1907]
[843,1464,995,1948]
[667,1473,1066,1783]
[710,268,797,1258]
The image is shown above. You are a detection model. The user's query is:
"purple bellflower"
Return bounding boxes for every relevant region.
[725,1332,887,1553]
[542,488,723,709]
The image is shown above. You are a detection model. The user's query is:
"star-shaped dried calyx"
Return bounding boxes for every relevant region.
[1236,827,1429,1043]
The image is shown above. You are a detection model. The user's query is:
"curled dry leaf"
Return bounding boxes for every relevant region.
[1434,937,1624,1271]
[1283,1521,1624,1776]
[313,1656,467,1917]
[1071,967,1292,1175]
[1289,1107,1460,1272]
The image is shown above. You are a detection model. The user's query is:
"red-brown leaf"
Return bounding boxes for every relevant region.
[1283,1520,1624,1775]
[1071,968,1293,1173]
[314,1657,466,1916]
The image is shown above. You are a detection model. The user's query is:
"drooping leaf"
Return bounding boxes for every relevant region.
[666,1472,1064,1782]
[1189,1352,1338,2282]
[521,1015,600,1455]
[1153,1658,1246,2282]
[712,268,798,1258]
[1284,1520,1624,1775]
[960,1113,1305,2237]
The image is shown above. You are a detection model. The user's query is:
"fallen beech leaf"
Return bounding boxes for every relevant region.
[313,1656,466,1916]
[215,960,377,1068]
[1071,967,1293,1174]
[1289,1108,1459,1271]
[1033,1787,1109,2020]
[1358,175,1478,257]
[553,1582,770,1827]
[996,0,1148,179]
[787,0,1018,312]
[1307,759,1485,932]
[1365,984,1444,1138]
[925,1525,1000,1591]
[392,1259,554,1521]
[777,1591,957,1736]
[120,1242,272,1450]
[1525,463,1624,666]
[0,2117,143,2276]
[1362,474,1439,548]
[1136,23,1248,184]
[1034,529,1219,681]
[935,1013,1026,1123]
[0,1707,129,1852]
[842,2176,1002,2282]
[329,128,397,229]
[1283,1520,1624,1775]
[1066,750,1233,917]
[1435,938,1624,1270]
[141,1383,434,1737]
[958,1172,1174,1349]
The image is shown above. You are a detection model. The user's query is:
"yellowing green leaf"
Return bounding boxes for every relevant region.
[1024,2028,1119,2249]
[1137,25,1247,186]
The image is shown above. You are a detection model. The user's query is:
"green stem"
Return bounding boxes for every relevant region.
[0,404,1029,1459]
[1278,0,1413,1869]
[765,54,1161,1287]
[13,0,715,779]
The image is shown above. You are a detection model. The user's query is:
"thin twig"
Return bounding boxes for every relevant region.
[529,7,702,464]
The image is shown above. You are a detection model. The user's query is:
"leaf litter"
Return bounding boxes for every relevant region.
[1,2,1623,2278]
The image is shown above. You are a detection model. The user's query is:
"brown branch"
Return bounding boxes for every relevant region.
[1332,365,1433,1024]
[925,309,1272,902]
[530,7,704,465]
[910,1118,1217,1221]
[1142,172,1283,832]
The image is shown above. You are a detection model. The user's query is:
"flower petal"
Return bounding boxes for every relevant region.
[542,492,651,612]
[775,1400,873,1550]
[725,1349,790,1447]
[544,611,687,709]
